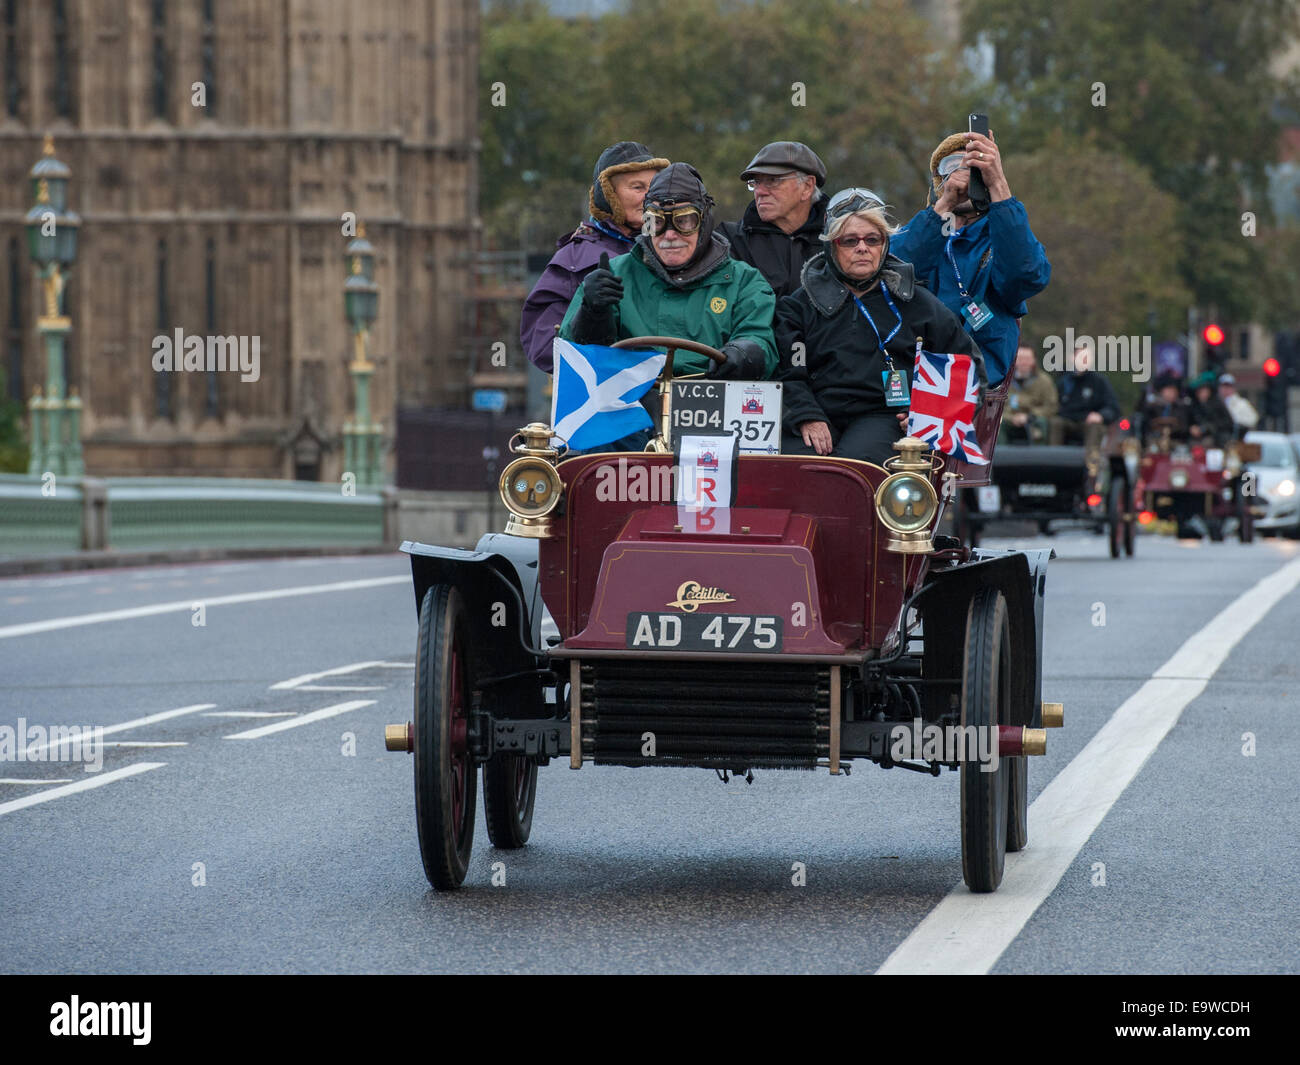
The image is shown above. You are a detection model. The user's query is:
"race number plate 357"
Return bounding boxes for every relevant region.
[626,612,783,652]
[669,380,782,455]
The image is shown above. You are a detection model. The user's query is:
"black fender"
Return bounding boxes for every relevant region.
[402,534,548,717]
[916,548,1052,728]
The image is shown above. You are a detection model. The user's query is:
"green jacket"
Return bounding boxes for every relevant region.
[558,238,778,378]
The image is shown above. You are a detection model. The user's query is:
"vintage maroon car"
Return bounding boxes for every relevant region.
[1136,429,1257,542]
[387,337,1061,894]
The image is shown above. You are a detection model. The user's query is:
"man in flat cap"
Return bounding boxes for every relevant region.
[719,141,828,299]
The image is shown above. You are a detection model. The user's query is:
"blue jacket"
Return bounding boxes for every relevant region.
[890,198,1050,385]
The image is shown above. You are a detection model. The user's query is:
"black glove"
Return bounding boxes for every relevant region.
[571,254,621,344]
[707,338,767,380]
[581,252,623,310]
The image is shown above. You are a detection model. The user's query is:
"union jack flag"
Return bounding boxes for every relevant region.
[907,350,988,465]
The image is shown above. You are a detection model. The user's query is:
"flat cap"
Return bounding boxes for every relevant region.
[740,141,826,186]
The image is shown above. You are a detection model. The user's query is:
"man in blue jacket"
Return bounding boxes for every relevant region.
[890,129,1050,386]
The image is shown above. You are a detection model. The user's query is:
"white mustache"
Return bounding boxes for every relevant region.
[658,239,689,249]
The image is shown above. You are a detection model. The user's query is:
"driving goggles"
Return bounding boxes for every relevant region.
[643,204,703,235]
[825,187,886,221]
[936,152,966,179]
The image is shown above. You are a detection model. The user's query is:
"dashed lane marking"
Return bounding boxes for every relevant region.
[0,778,74,785]
[269,661,411,690]
[20,704,215,759]
[0,576,408,640]
[201,711,297,719]
[877,556,1300,975]
[0,763,166,818]
[295,684,386,692]
[222,700,376,740]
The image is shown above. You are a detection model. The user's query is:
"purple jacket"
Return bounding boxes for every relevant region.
[520,220,635,372]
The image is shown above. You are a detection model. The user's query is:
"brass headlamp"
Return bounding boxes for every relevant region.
[875,437,939,554]
[499,423,565,538]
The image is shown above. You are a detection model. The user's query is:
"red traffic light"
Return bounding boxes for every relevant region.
[1202,323,1225,346]
[1264,357,1282,377]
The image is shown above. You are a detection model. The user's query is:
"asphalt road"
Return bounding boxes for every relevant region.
[0,537,1296,975]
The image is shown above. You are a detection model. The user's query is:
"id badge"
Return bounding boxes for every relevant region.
[961,299,994,331]
[883,368,910,407]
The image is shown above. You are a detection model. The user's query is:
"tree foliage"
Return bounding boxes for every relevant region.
[964,0,1300,322]
[1007,135,1191,349]
[480,0,1300,334]
[481,0,962,243]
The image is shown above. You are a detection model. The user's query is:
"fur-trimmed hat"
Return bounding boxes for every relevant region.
[589,141,670,226]
[928,131,970,201]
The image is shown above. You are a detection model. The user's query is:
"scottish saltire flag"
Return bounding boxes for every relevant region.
[551,339,665,451]
[907,349,988,465]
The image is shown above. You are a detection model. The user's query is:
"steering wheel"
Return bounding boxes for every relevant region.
[612,336,727,453]
[613,335,726,377]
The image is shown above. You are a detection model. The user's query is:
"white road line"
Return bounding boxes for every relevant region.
[223,700,376,740]
[270,660,411,690]
[0,778,74,785]
[20,704,215,758]
[877,556,1300,976]
[0,763,165,817]
[0,576,408,640]
[201,711,298,719]
[296,684,386,692]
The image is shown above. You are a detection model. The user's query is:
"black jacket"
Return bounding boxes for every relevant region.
[1188,395,1234,445]
[1140,395,1190,441]
[774,252,984,430]
[1057,371,1119,423]
[720,198,828,300]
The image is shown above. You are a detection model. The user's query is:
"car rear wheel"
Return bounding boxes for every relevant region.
[414,584,477,890]
[1005,754,1028,853]
[1237,492,1255,543]
[484,754,537,849]
[961,586,1011,892]
[1107,476,1124,559]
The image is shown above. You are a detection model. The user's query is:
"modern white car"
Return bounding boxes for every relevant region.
[1245,430,1300,537]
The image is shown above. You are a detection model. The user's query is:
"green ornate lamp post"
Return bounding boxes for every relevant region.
[342,223,383,489]
[24,133,82,478]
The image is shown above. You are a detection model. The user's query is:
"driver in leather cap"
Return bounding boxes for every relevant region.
[559,162,778,380]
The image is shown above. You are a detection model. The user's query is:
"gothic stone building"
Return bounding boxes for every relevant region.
[0,0,477,479]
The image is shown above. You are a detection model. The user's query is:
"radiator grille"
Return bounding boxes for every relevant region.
[580,660,830,769]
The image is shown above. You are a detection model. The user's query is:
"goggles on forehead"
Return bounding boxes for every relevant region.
[643,203,703,236]
[937,152,965,179]
[826,187,886,221]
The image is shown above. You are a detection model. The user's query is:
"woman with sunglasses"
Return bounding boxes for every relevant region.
[559,162,777,382]
[774,188,986,464]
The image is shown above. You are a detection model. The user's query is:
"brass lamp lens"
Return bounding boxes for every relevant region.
[500,457,561,519]
[875,473,937,534]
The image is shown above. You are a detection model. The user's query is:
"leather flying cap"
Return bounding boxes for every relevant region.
[740,141,827,187]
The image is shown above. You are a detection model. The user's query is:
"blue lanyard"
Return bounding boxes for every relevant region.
[944,234,972,299]
[851,283,903,355]
[588,218,634,245]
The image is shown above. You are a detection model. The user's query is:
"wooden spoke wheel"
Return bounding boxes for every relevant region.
[961,586,1011,892]
[484,754,538,849]
[414,584,477,890]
